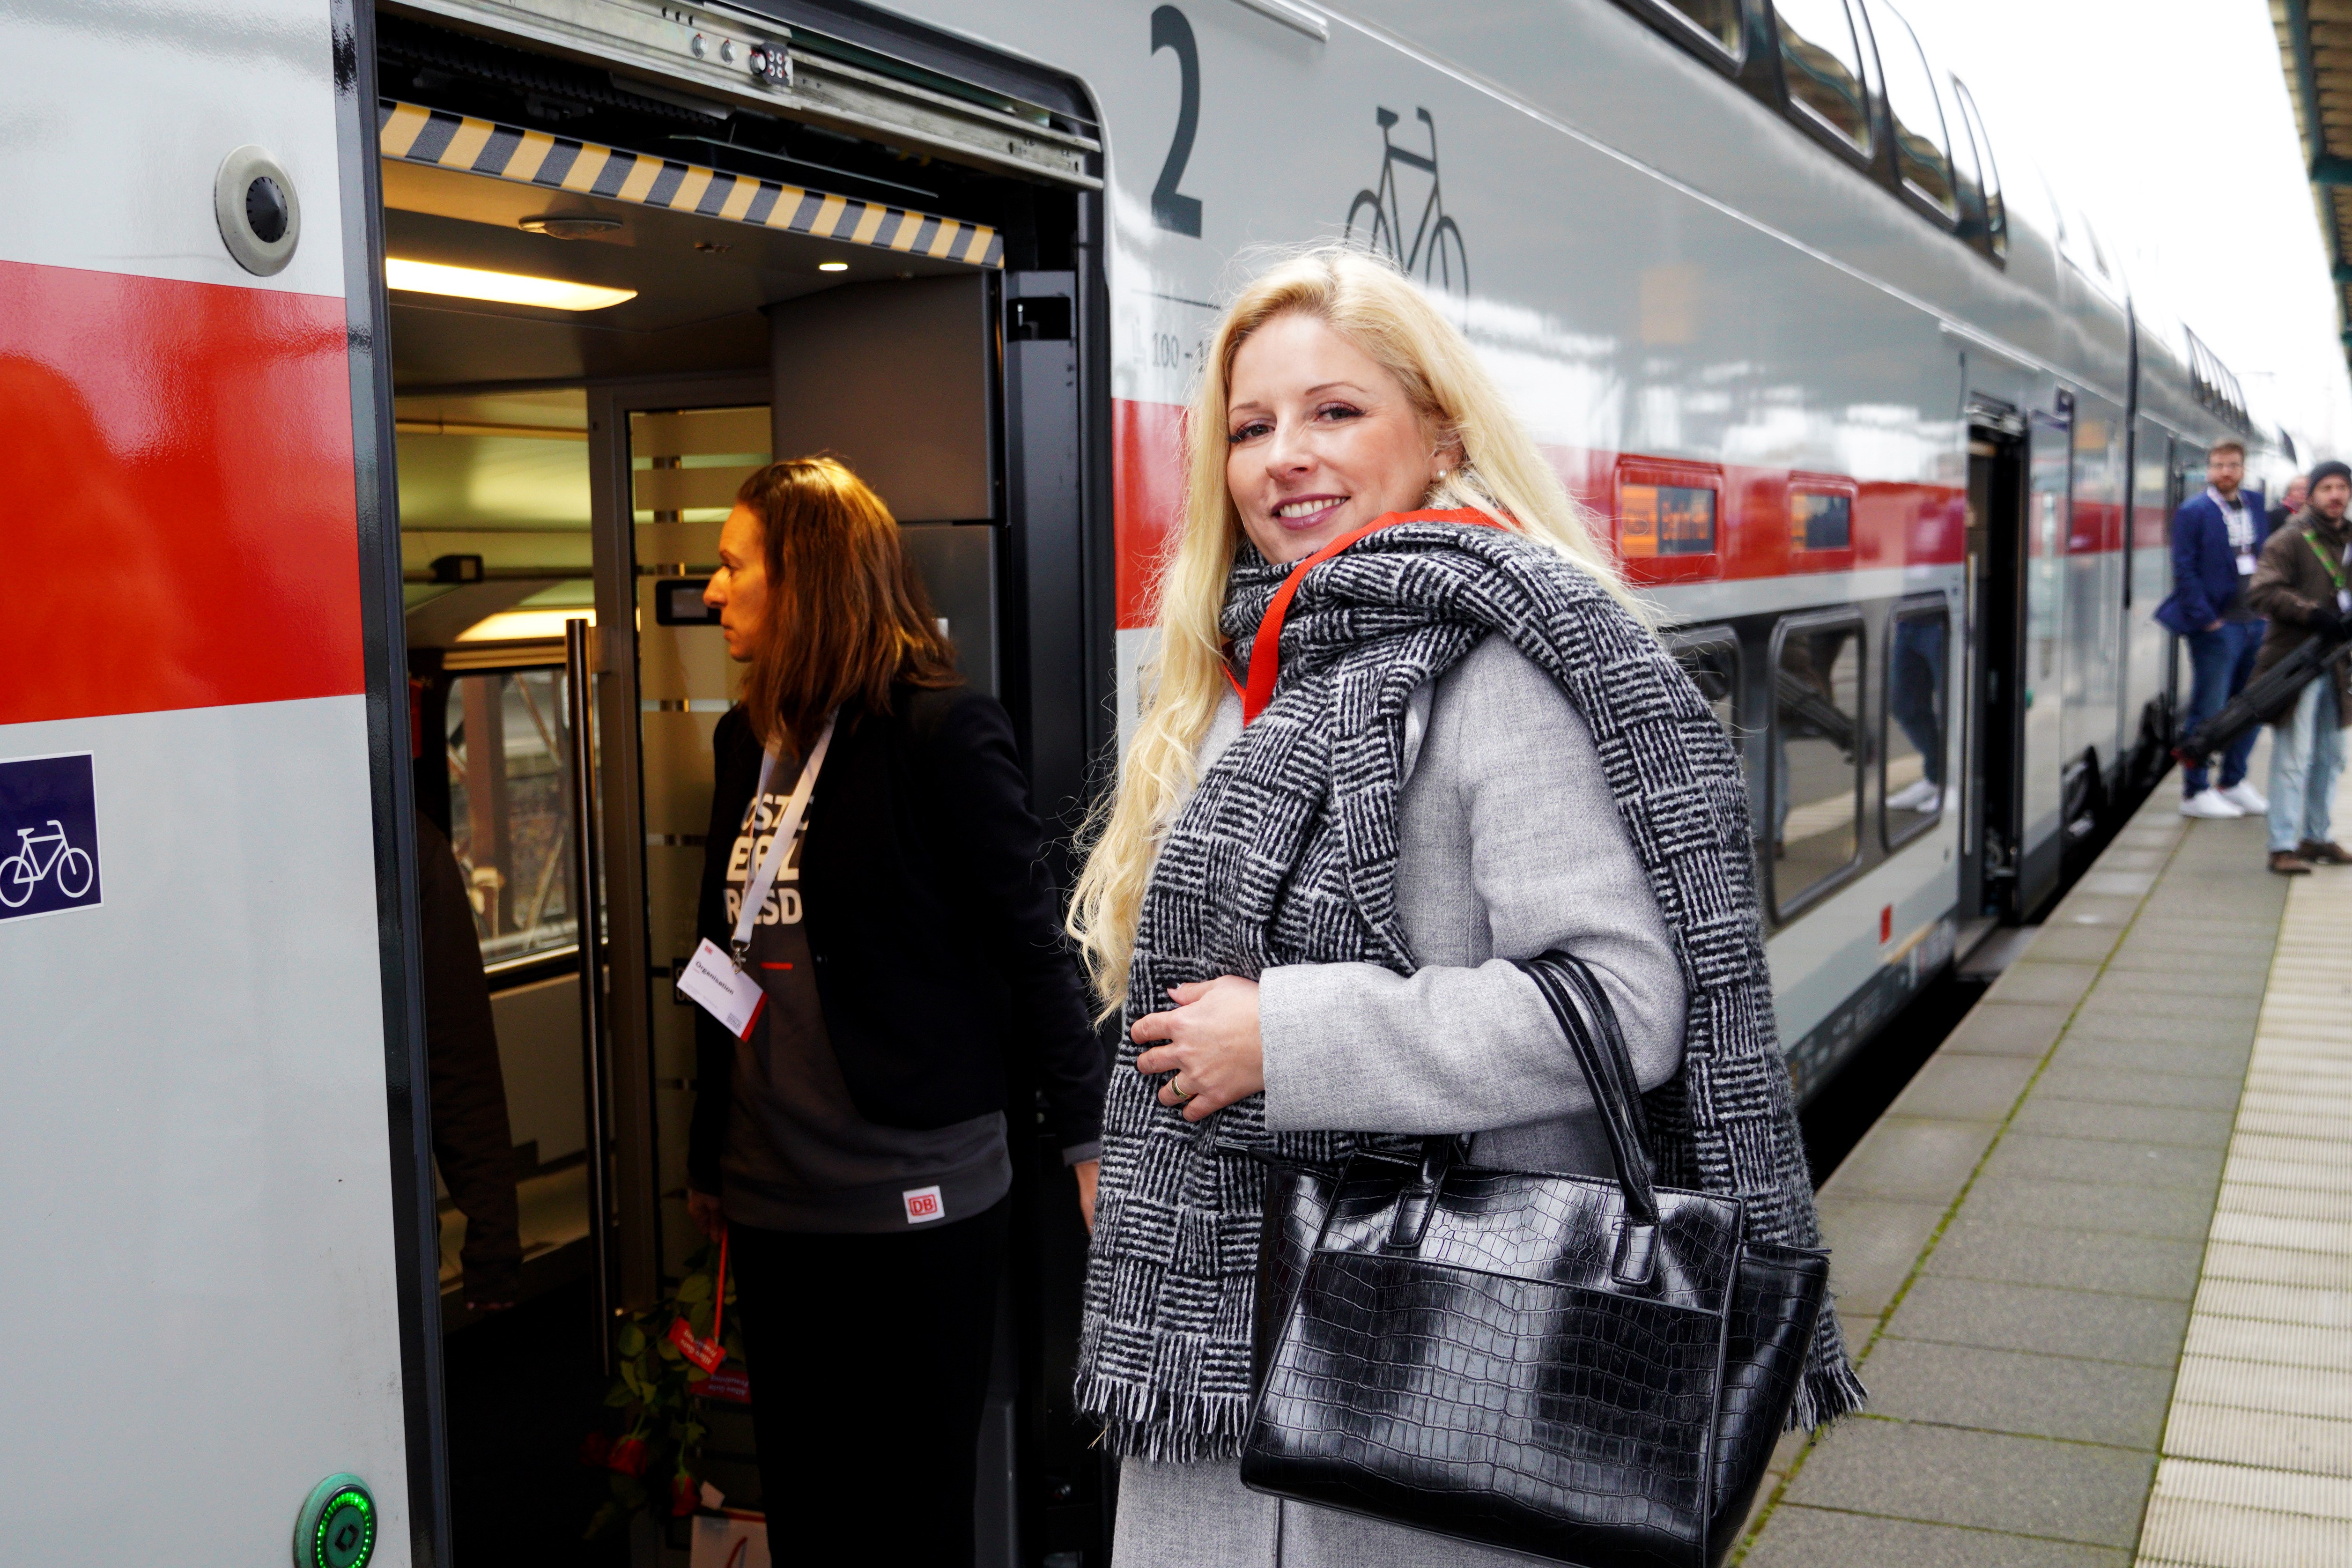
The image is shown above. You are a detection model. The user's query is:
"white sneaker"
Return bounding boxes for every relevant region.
[2182,791,2245,820]
[1887,779,1939,812]
[2221,781,2270,814]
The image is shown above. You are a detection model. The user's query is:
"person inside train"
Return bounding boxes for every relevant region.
[1064,246,1860,1567]
[683,456,1105,1566]
[414,810,523,1310]
[2159,438,2272,819]
[2269,472,2310,535]
[1887,614,1948,814]
[2247,459,2352,875]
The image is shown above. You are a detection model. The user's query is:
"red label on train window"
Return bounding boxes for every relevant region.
[1791,491,1852,551]
[1620,484,1716,557]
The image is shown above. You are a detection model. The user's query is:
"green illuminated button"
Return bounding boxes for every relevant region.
[293,1474,376,1568]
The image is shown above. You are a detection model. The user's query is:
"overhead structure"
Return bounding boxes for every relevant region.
[2276,0,2352,370]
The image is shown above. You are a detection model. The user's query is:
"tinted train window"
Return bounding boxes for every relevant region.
[444,668,578,969]
[1883,599,1949,846]
[1952,79,2006,256]
[1622,482,1718,557]
[1776,0,1872,152]
[1770,614,1864,914]
[1791,490,1852,550]
[1669,629,1742,738]
[1863,0,1954,217]
[1651,0,1742,55]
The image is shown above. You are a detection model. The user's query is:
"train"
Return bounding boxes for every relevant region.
[0,0,2302,1562]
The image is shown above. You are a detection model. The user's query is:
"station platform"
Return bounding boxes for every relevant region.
[1737,764,2352,1566]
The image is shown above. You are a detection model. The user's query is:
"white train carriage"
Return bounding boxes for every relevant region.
[0,0,2286,1561]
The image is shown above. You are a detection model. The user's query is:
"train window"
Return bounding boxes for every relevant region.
[444,667,578,969]
[1776,0,1873,153]
[1951,79,2006,256]
[1769,613,1864,915]
[1635,0,1744,58]
[1620,482,1718,557]
[1668,628,1743,740]
[1882,598,1949,847]
[1790,489,1853,550]
[1860,0,1954,218]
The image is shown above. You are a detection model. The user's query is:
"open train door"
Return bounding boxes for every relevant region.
[0,1,445,1563]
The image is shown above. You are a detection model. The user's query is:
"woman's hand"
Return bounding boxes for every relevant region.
[1074,1159,1099,1232]
[1131,976,1265,1122]
[686,1188,726,1242]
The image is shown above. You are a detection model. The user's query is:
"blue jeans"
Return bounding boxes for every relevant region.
[2268,677,2345,852]
[2184,621,2263,794]
[1890,617,1947,787]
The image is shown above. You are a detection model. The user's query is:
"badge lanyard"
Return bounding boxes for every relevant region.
[730,715,836,970]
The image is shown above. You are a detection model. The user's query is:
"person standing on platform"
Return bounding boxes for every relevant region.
[685,457,1105,1568]
[2159,438,2272,818]
[2248,460,2352,874]
[2270,473,2310,534]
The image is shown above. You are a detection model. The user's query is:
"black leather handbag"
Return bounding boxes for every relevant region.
[1242,952,1829,1568]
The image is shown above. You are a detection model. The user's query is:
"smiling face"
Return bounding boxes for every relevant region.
[704,503,769,661]
[1223,311,1459,565]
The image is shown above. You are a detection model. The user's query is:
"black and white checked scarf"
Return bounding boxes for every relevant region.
[1075,521,1865,1462]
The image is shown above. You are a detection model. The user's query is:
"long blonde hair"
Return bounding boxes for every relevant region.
[1066,246,1641,1011]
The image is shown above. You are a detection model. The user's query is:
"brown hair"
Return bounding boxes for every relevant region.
[2209,439,2247,461]
[733,456,957,754]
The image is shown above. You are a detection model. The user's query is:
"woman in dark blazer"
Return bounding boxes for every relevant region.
[686,456,1103,1565]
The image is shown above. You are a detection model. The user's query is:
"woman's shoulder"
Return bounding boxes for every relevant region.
[1420,633,1600,787]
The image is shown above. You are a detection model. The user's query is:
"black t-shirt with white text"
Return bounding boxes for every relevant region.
[718,765,1009,1233]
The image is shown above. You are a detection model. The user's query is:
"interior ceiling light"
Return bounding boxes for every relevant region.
[386,257,636,311]
[519,213,624,240]
[817,261,849,272]
[457,608,596,643]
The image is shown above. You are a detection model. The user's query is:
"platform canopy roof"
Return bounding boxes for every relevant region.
[2277,1,2352,368]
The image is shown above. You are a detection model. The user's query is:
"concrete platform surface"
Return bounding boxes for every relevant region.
[1737,762,2348,1567]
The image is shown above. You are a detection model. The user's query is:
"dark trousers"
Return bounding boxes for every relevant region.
[730,1199,1008,1567]
[2184,621,2263,794]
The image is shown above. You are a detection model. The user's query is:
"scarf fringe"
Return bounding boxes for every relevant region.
[1075,1371,1253,1464]
[1790,1359,1871,1432]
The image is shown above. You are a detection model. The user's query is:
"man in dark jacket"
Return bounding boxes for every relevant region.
[2247,460,2352,874]
[2157,438,2271,817]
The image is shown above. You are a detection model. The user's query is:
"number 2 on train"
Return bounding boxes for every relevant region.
[1149,6,1203,236]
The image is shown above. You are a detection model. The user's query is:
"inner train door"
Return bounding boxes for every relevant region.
[2019,407,2075,915]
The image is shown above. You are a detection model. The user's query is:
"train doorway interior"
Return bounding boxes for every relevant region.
[1963,407,2028,925]
[375,4,1109,1561]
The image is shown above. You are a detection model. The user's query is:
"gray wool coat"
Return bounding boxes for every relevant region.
[1114,631,1688,1568]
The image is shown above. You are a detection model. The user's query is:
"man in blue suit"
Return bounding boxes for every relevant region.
[2157,438,2271,817]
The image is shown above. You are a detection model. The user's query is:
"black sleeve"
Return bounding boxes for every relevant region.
[688,707,759,1196]
[414,814,522,1305]
[922,691,1108,1155]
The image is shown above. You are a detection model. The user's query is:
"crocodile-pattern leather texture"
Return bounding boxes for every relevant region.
[1706,1242,1828,1562]
[1241,953,1828,1567]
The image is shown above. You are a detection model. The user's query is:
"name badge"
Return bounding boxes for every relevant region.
[2340,588,2350,615]
[2238,553,2258,576]
[678,938,766,1040]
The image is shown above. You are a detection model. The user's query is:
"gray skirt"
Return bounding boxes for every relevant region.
[1113,1457,1552,1568]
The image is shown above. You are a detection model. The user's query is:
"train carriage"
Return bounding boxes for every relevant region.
[0,0,2285,1561]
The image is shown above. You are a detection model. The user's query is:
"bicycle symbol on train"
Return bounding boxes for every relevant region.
[0,753,103,920]
[1346,107,1469,308]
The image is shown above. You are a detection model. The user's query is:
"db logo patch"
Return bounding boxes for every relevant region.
[902,1185,946,1224]
[0,753,102,923]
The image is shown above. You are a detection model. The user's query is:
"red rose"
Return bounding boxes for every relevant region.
[607,1436,651,1478]
[670,1472,700,1517]
[578,1431,613,1468]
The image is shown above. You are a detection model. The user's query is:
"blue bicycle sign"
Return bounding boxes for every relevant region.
[1346,108,1469,303]
[0,753,102,922]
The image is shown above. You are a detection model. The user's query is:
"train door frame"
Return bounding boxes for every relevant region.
[1963,403,2027,923]
[2017,400,2076,917]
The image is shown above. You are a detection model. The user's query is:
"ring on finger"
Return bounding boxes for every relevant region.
[1168,1078,1197,1105]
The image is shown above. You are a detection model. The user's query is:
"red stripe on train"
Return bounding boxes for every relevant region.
[1112,397,1975,630]
[0,260,365,727]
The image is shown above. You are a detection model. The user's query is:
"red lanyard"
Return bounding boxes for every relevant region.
[1226,509,1507,724]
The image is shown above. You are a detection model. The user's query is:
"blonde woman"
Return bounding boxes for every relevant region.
[1070,249,1860,1565]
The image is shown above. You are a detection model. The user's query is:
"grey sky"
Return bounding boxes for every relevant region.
[1908,0,2352,458]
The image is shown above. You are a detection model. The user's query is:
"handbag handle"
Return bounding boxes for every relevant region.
[1517,952,1664,1283]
